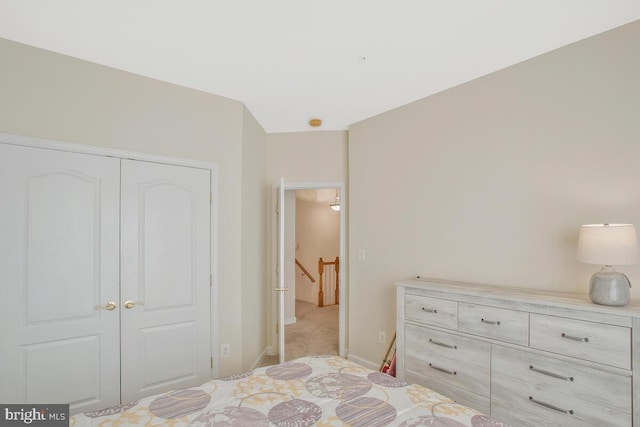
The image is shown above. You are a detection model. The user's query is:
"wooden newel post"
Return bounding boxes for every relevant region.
[318,257,324,307]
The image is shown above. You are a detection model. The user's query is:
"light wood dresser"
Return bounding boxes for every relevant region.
[396,278,640,427]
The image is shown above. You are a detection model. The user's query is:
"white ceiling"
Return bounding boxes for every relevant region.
[1,1,639,133]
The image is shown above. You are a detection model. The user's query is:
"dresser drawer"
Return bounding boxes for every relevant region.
[404,323,490,396]
[404,371,491,415]
[458,302,529,346]
[530,314,631,369]
[405,294,457,329]
[491,345,631,427]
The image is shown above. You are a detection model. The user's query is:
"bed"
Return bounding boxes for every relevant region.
[70,355,509,426]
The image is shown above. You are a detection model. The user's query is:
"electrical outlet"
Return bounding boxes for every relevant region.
[221,344,230,358]
[378,331,386,344]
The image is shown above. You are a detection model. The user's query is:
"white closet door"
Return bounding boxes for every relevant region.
[0,143,121,413]
[120,159,211,402]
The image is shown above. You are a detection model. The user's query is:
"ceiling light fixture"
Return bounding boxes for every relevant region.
[309,118,322,127]
[330,189,340,211]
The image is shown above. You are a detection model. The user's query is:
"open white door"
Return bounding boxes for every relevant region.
[276,178,286,363]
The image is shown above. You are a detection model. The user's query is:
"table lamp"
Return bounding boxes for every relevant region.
[576,223,640,306]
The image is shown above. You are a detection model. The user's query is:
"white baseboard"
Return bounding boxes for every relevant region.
[249,348,269,371]
[347,354,379,371]
[284,317,296,325]
[341,347,349,359]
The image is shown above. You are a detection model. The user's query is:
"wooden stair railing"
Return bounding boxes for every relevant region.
[295,259,316,283]
[318,256,339,307]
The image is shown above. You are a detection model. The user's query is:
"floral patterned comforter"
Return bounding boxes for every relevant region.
[70,355,509,426]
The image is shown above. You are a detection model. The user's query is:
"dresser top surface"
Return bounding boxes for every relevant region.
[396,278,640,318]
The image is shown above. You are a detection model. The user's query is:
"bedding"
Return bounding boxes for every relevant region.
[70,355,509,426]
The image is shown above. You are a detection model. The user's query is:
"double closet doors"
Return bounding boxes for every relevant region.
[0,143,212,414]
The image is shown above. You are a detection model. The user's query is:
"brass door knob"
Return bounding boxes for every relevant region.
[95,301,117,311]
[124,300,144,309]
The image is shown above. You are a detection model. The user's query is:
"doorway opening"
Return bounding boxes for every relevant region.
[267,181,346,365]
[285,188,341,360]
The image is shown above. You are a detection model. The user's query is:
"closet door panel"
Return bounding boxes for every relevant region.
[120,159,211,402]
[142,183,195,308]
[0,143,121,413]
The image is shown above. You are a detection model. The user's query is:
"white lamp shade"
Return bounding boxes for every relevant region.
[576,224,640,265]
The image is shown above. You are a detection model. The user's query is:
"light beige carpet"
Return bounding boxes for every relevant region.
[258,300,338,367]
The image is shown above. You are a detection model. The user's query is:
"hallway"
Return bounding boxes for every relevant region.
[286,300,338,359]
[259,300,338,367]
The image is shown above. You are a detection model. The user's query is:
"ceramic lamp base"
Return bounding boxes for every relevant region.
[589,266,631,306]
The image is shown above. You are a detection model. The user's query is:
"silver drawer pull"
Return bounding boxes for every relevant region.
[480,318,500,325]
[529,365,574,381]
[429,339,457,349]
[428,363,457,375]
[529,396,574,415]
[421,307,438,313]
[561,333,589,343]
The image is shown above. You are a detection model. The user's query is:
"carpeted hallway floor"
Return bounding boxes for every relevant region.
[258,300,338,367]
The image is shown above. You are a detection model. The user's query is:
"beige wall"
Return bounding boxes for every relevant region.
[265,130,348,354]
[266,131,348,183]
[0,38,266,376]
[284,191,297,322]
[240,106,267,370]
[348,21,640,364]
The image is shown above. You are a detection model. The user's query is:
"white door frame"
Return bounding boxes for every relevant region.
[270,180,347,359]
[277,178,286,363]
[0,132,221,377]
